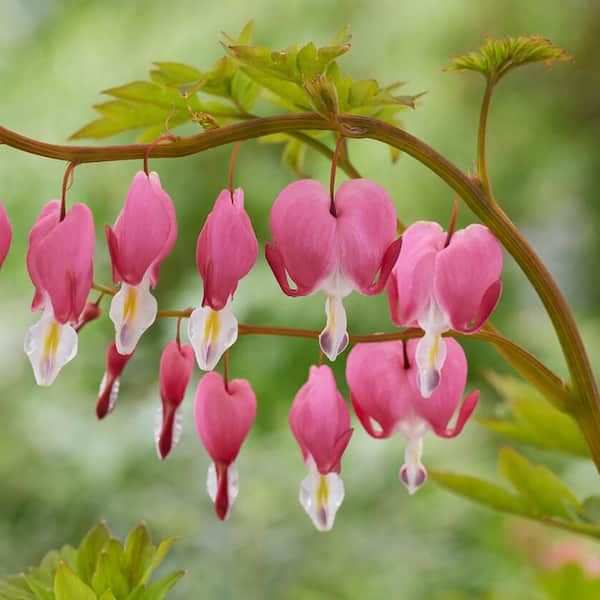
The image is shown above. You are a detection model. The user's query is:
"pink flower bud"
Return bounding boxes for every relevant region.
[346,338,478,495]
[25,201,95,386]
[156,341,195,460]
[289,365,353,531]
[194,372,256,520]
[97,342,135,419]
[74,302,102,333]
[387,221,502,398]
[188,189,258,372]
[0,202,12,269]
[266,179,401,361]
[105,171,177,354]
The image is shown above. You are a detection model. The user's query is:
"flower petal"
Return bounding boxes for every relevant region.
[399,435,428,495]
[24,305,78,386]
[0,202,12,269]
[319,295,349,361]
[207,461,239,521]
[188,300,238,371]
[434,224,503,333]
[109,274,157,354]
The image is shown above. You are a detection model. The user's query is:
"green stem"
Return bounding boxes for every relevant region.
[1,113,597,465]
[477,77,495,198]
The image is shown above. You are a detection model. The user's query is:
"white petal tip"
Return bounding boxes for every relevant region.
[300,466,344,532]
[207,462,239,521]
[154,405,184,460]
[400,463,428,495]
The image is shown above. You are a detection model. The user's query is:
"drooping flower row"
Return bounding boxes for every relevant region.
[0,166,503,530]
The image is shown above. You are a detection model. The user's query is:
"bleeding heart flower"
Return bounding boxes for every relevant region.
[387,221,502,398]
[25,201,95,386]
[188,188,258,371]
[74,301,102,333]
[346,337,478,495]
[0,202,12,269]
[194,371,256,521]
[289,365,353,531]
[266,179,401,362]
[96,341,135,419]
[155,340,195,459]
[106,171,177,354]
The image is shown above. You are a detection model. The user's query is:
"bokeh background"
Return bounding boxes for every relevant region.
[1,0,599,598]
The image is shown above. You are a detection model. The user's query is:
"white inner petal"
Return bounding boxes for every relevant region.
[207,461,239,520]
[299,457,344,532]
[109,272,157,355]
[98,373,120,415]
[319,295,349,362]
[154,405,184,459]
[416,299,450,398]
[399,434,428,495]
[24,305,78,387]
[188,298,238,371]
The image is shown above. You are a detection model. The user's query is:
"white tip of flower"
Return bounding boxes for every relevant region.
[97,373,120,417]
[109,276,157,355]
[319,295,349,362]
[154,405,183,460]
[207,462,239,520]
[299,459,344,532]
[415,331,447,398]
[399,436,427,495]
[24,308,78,386]
[188,301,238,371]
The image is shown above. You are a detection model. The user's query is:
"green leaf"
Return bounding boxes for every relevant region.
[428,469,532,515]
[144,571,186,600]
[478,372,588,457]
[282,138,307,177]
[76,522,110,585]
[537,563,600,600]
[498,447,581,519]
[23,577,52,600]
[95,542,129,599]
[230,70,259,113]
[54,564,96,600]
[150,62,203,85]
[124,523,153,588]
[445,35,573,80]
[140,538,180,585]
[98,591,117,600]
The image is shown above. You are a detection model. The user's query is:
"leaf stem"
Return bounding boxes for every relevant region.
[477,77,496,198]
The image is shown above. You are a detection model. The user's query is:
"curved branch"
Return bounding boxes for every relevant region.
[2,113,597,465]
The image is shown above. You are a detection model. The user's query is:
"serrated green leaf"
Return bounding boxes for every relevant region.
[124,523,153,588]
[94,543,128,599]
[140,538,179,586]
[144,571,186,600]
[446,35,572,80]
[150,62,202,85]
[76,522,110,585]
[54,564,95,600]
[99,591,117,600]
[428,469,532,515]
[23,577,52,600]
[230,70,259,113]
[498,447,581,519]
[222,20,254,46]
[330,25,352,47]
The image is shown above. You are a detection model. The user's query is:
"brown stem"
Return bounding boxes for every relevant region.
[228,141,243,200]
[60,161,78,221]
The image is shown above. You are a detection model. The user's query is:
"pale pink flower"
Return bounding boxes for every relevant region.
[106,171,177,354]
[188,188,258,371]
[346,338,478,494]
[194,372,256,520]
[266,179,401,361]
[289,365,353,531]
[387,221,502,397]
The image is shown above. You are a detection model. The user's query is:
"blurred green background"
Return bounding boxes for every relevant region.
[1,0,599,598]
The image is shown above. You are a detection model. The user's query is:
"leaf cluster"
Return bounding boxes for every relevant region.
[71,22,420,173]
[0,522,183,600]
[445,35,572,81]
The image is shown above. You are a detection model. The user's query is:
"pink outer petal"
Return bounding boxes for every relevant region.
[335,179,398,295]
[194,372,256,465]
[0,202,12,269]
[289,365,353,475]
[346,342,411,439]
[432,390,479,438]
[268,179,336,295]
[97,342,135,420]
[386,221,446,326]
[408,337,471,433]
[29,203,95,323]
[159,341,195,408]
[434,224,503,333]
[109,171,177,286]
[196,188,258,310]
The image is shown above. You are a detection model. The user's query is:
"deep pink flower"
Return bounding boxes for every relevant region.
[74,302,102,333]
[0,202,12,269]
[289,365,353,531]
[188,188,258,371]
[346,338,478,494]
[194,371,256,520]
[25,201,95,386]
[156,341,195,460]
[387,221,502,397]
[106,171,177,354]
[96,342,135,419]
[266,179,401,361]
